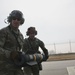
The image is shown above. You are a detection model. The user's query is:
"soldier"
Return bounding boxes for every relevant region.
[0,10,25,75]
[22,27,49,75]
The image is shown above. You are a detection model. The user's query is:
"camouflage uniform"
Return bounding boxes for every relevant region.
[0,25,24,75]
[22,38,49,75]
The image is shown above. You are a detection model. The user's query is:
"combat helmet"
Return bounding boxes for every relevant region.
[7,10,25,25]
[26,27,37,36]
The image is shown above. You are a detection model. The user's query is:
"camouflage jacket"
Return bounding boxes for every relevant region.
[22,38,48,56]
[0,25,24,61]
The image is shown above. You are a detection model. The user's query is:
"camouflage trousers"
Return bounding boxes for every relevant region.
[0,61,25,75]
[23,64,39,75]
[0,68,24,75]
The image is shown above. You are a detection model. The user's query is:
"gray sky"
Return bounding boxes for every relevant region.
[0,0,75,44]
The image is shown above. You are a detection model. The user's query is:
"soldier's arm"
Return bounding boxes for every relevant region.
[39,40,49,60]
[0,29,11,58]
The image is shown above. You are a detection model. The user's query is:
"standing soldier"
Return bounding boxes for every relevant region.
[22,27,49,75]
[0,10,25,75]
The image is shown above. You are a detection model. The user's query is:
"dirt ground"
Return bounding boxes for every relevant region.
[47,53,75,61]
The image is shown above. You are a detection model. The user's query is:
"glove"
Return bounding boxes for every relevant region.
[45,54,49,61]
[10,51,21,61]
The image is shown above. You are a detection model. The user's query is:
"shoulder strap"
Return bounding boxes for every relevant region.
[25,38,33,50]
[8,26,21,50]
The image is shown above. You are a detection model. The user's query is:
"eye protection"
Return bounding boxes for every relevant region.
[12,17,21,21]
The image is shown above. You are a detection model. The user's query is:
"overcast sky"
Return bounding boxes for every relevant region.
[0,0,75,44]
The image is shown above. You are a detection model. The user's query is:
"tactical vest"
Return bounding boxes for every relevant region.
[24,38,41,54]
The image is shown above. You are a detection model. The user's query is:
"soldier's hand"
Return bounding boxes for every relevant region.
[10,51,21,61]
[45,54,49,61]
